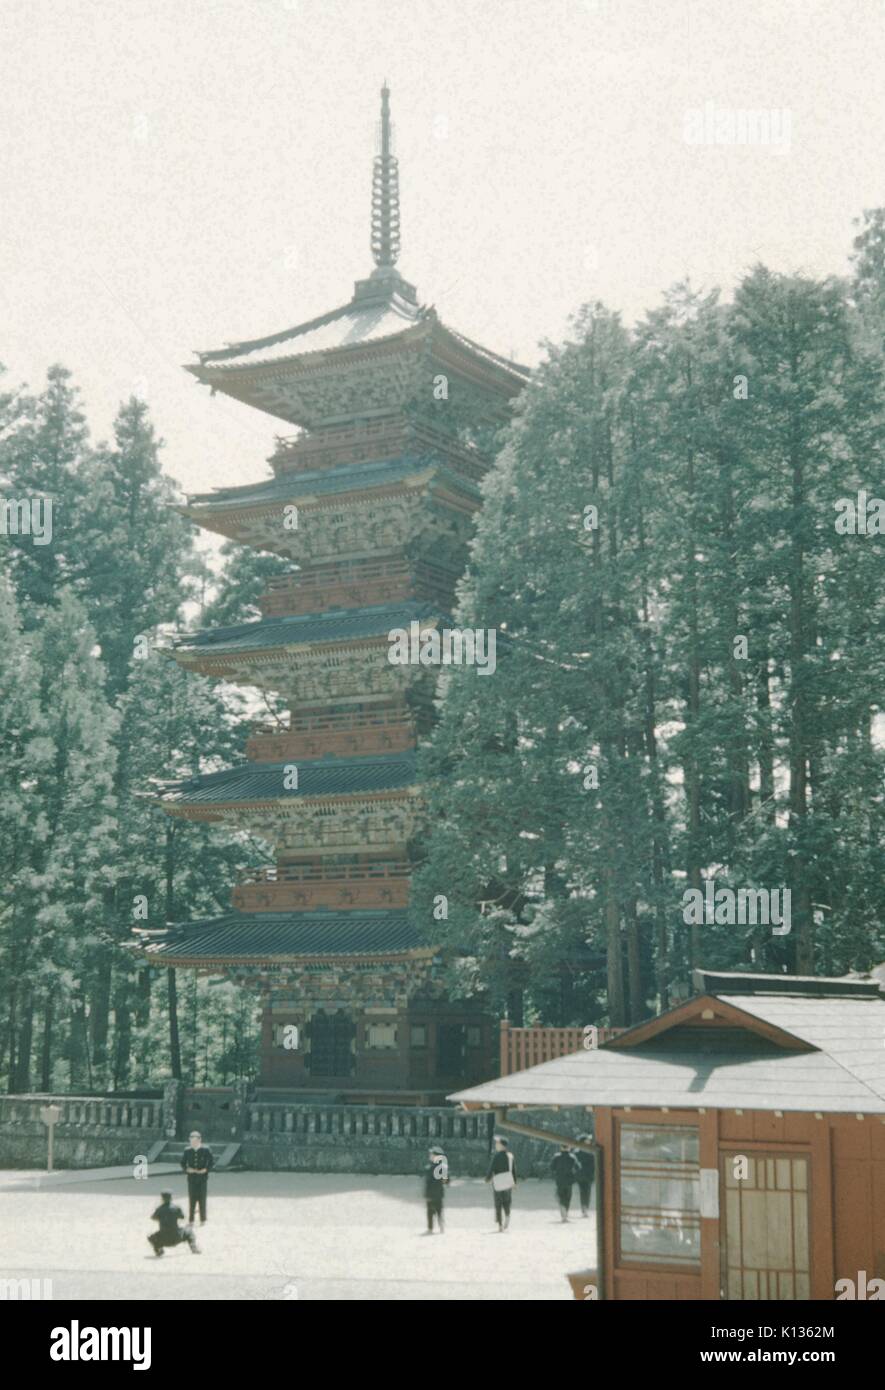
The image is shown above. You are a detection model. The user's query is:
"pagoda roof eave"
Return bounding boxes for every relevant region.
[131,909,434,965]
[185,302,528,394]
[154,750,420,808]
[186,298,430,376]
[172,600,450,659]
[180,454,481,515]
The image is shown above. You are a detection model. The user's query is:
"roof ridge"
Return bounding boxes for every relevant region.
[195,299,361,364]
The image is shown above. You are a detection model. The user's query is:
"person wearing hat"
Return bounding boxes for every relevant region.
[574,1134,596,1217]
[148,1190,200,1256]
[485,1135,517,1231]
[551,1143,579,1222]
[422,1145,449,1233]
[180,1130,214,1225]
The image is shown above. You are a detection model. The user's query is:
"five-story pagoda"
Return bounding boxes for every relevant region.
[135,88,528,1099]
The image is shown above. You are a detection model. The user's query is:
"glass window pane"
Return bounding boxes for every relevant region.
[619,1124,700,1267]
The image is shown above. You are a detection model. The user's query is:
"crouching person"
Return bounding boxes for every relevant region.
[149,1190,200,1256]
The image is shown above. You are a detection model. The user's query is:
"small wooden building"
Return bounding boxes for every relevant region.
[452,970,885,1301]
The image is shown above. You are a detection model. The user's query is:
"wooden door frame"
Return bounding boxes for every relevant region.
[718,1143,812,1300]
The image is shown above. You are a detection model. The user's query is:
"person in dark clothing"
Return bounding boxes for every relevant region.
[181,1130,214,1225]
[485,1136,517,1231]
[551,1144,579,1222]
[422,1145,449,1234]
[148,1191,200,1256]
[574,1134,596,1217]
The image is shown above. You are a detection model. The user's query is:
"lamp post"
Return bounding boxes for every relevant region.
[40,1103,62,1172]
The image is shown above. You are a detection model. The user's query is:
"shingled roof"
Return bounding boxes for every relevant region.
[134,909,428,963]
[188,297,527,383]
[157,751,419,808]
[450,971,885,1116]
[192,295,428,372]
[183,455,481,513]
[172,600,449,656]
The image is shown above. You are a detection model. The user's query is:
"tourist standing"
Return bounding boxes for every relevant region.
[486,1136,517,1231]
[574,1135,596,1217]
[551,1144,579,1222]
[181,1130,214,1225]
[422,1145,449,1233]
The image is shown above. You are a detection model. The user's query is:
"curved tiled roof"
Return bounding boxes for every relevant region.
[173,600,448,655]
[192,295,428,371]
[158,751,419,807]
[135,909,427,961]
[184,454,480,512]
[189,291,529,383]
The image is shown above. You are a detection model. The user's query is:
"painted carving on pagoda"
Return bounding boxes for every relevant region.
[172,633,442,704]
[166,791,423,858]
[183,475,479,568]
[233,952,438,1004]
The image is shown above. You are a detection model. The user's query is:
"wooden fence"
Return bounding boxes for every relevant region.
[499,1020,623,1076]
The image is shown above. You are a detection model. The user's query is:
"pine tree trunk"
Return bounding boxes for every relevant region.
[755,641,775,816]
[5,984,18,1093]
[69,1001,89,1090]
[684,418,703,972]
[40,993,54,1091]
[135,968,151,1028]
[15,992,34,1091]
[603,855,626,1025]
[787,352,813,973]
[89,957,112,1080]
[633,421,671,1012]
[168,971,182,1081]
[625,901,644,1022]
[506,991,524,1027]
[113,1002,131,1090]
[165,821,182,1079]
[719,449,750,829]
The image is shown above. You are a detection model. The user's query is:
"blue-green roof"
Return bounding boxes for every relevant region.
[135,910,426,961]
[159,751,419,807]
[173,600,449,655]
[186,454,480,511]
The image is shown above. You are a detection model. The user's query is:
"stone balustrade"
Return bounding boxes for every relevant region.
[0,1094,162,1131]
[0,1091,519,1177]
[245,1101,490,1141]
[241,1101,496,1175]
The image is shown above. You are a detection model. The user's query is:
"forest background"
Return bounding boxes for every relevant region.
[0,210,882,1092]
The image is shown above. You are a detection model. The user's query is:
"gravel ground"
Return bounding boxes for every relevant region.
[0,1169,596,1300]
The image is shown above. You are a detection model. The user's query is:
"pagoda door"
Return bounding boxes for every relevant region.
[308,1010,355,1078]
[719,1150,811,1300]
[436,1024,465,1078]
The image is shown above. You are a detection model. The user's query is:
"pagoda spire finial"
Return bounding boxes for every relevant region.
[371,83,401,269]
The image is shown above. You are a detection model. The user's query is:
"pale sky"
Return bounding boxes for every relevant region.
[0,0,883,498]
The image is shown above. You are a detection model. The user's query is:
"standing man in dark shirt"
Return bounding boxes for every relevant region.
[551,1144,579,1222]
[148,1191,200,1256]
[422,1145,449,1234]
[574,1134,596,1218]
[485,1136,517,1232]
[181,1130,213,1225]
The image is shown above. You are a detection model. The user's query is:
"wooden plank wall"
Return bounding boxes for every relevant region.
[595,1105,885,1300]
